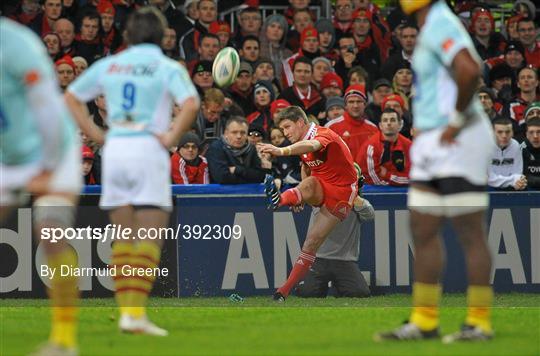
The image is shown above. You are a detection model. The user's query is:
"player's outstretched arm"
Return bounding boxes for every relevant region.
[65,91,106,145]
[258,140,322,157]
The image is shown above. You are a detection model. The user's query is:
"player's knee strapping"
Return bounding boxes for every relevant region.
[33,195,75,228]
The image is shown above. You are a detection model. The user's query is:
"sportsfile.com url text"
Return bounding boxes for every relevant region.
[40,224,243,243]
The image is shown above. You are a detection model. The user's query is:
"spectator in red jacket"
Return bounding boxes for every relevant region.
[282,26,321,88]
[469,8,506,60]
[82,145,98,185]
[325,84,378,159]
[357,108,411,186]
[171,133,209,184]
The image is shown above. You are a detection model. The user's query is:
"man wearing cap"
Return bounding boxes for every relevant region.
[470,8,506,60]
[247,80,275,132]
[325,84,378,159]
[282,26,321,88]
[82,145,99,185]
[375,0,497,343]
[278,56,325,119]
[319,72,344,99]
[55,55,76,91]
[478,87,503,122]
[270,99,291,122]
[226,61,256,116]
[315,18,338,63]
[524,101,540,122]
[170,132,209,184]
[488,63,514,98]
[380,93,413,138]
[209,20,231,49]
[357,108,411,186]
[351,9,384,68]
[97,0,120,54]
[191,60,214,95]
[486,41,527,72]
[381,22,417,81]
[325,96,345,121]
[517,18,540,68]
[365,78,392,124]
[521,118,540,188]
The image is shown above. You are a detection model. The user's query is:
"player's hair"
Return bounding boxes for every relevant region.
[526,118,540,128]
[203,88,225,105]
[492,117,513,127]
[225,116,249,130]
[198,32,220,46]
[241,35,260,47]
[381,108,401,120]
[126,6,168,46]
[293,56,313,71]
[275,106,309,126]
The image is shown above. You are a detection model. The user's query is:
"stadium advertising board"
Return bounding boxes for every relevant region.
[1,189,539,297]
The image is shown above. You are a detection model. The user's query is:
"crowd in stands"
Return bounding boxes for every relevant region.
[4,0,539,190]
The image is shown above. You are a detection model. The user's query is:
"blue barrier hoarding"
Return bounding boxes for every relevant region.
[176,190,540,296]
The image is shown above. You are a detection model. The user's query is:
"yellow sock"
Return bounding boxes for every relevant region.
[111,242,135,316]
[47,247,79,349]
[127,241,161,318]
[410,282,441,331]
[466,285,493,333]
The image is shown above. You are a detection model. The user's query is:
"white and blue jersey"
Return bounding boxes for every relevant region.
[0,18,76,166]
[412,0,485,131]
[68,44,198,138]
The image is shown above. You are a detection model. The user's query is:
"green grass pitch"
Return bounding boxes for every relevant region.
[1,294,539,355]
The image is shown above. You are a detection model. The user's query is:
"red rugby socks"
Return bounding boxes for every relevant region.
[277,250,315,297]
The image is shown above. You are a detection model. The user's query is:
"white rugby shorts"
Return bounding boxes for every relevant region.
[100,135,172,211]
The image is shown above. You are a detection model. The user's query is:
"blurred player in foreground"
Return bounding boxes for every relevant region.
[374,0,496,342]
[258,106,359,301]
[65,7,200,336]
[1,18,82,355]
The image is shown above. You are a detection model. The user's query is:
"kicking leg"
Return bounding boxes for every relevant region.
[264,175,323,210]
[275,205,340,300]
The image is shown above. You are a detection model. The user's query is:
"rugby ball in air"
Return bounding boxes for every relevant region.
[212,47,240,88]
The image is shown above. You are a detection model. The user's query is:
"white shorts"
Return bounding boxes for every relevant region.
[409,117,495,187]
[1,143,83,206]
[100,135,172,211]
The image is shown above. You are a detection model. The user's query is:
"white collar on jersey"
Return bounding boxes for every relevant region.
[302,123,317,141]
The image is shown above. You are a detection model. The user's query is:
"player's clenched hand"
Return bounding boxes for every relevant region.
[290,204,304,213]
[26,170,53,195]
[440,125,461,145]
[257,143,282,156]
